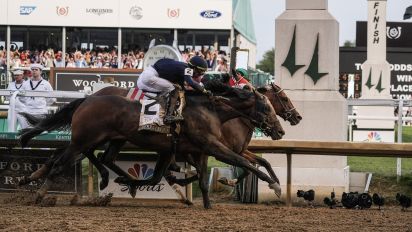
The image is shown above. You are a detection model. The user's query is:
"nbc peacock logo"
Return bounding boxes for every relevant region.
[128,164,154,180]
[364,131,382,142]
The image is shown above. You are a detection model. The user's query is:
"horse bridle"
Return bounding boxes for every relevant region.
[271,83,296,121]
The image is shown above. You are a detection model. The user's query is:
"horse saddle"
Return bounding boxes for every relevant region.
[126,88,170,134]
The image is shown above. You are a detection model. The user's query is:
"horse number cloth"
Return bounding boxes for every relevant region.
[126,88,169,133]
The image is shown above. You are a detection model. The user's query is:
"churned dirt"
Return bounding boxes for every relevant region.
[0,192,412,232]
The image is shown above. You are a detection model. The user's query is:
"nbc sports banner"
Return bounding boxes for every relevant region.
[352,129,395,143]
[99,160,187,200]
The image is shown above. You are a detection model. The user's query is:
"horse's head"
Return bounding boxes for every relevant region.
[251,89,285,140]
[257,83,302,125]
[204,80,284,140]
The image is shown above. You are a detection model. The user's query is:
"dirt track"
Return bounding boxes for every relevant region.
[1,193,412,232]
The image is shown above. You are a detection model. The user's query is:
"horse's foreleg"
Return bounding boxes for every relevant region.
[204,139,281,197]
[100,140,133,180]
[35,178,54,204]
[19,148,64,186]
[243,149,280,184]
[83,149,110,190]
[197,154,211,209]
[127,151,174,187]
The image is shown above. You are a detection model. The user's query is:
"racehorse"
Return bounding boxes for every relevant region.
[94,83,302,188]
[20,83,301,208]
[19,81,285,208]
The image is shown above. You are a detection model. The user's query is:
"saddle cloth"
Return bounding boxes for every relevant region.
[126,88,170,134]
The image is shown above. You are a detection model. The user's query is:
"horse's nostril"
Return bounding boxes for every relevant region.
[279,130,285,136]
[297,115,302,120]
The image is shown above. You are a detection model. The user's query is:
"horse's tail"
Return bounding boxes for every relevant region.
[19,112,42,126]
[19,98,86,147]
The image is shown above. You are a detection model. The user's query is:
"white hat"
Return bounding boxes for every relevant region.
[30,63,44,70]
[13,70,24,75]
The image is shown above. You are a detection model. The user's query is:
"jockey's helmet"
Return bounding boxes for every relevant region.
[236,68,249,80]
[188,56,207,75]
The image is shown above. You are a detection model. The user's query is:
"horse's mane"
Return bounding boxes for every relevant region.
[204,80,253,100]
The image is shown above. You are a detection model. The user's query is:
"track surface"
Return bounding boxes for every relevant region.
[1,194,412,232]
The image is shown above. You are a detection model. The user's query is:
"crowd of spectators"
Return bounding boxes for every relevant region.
[0,46,230,72]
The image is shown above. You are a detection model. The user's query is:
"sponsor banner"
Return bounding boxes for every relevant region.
[8,0,120,27]
[340,48,412,99]
[119,0,231,29]
[5,0,231,29]
[50,68,139,91]
[0,149,81,193]
[99,160,187,199]
[352,129,394,143]
[357,21,412,48]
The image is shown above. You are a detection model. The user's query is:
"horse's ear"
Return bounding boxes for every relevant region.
[256,86,268,94]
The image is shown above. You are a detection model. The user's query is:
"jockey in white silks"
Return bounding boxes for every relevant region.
[137,56,211,124]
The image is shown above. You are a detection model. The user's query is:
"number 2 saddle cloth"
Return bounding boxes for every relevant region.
[126,87,170,134]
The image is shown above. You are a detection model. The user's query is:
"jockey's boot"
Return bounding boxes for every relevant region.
[164,89,184,125]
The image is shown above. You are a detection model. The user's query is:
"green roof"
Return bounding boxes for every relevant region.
[233,0,257,44]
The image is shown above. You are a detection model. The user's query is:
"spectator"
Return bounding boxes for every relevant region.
[10,53,21,68]
[74,51,87,68]
[66,57,76,68]
[54,53,65,67]
[205,52,215,71]
[19,64,55,129]
[42,50,54,68]
[6,70,26,130]
[214,55,229,72]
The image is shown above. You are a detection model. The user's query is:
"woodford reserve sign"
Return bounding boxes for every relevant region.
[49,68,140,91]
[0,148,81,192]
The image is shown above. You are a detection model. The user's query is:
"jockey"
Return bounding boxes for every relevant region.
[229,68,253,89]
[137,56,211,124]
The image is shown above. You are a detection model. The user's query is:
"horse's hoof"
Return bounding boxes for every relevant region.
[18,176,29,186]
[129,186,137,198]
[99,179,108,191]
[204,203,212,209]
[114,176,128,184]
[185,200,194,206]
[218,177,237,187]
[269,183,281,198]
[100,174,109,190]
[35,193,45,204]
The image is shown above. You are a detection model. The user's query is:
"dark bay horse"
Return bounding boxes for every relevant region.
[19,82,285,208]
[91,83,301,188]
[20,83,301,208]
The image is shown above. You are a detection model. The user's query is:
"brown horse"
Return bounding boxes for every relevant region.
[19,82,285,208]
[20,83,301,208]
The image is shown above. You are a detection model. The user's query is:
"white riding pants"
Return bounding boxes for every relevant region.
[137,66,175,93]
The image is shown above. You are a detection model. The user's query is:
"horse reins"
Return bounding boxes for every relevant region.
[213,91,273,136]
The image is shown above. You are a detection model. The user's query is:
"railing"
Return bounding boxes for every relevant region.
[0,90,86,132]
[248,139,412,207]
[347,98,412,181]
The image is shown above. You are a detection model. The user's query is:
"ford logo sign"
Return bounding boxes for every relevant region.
[200,10,221,19]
